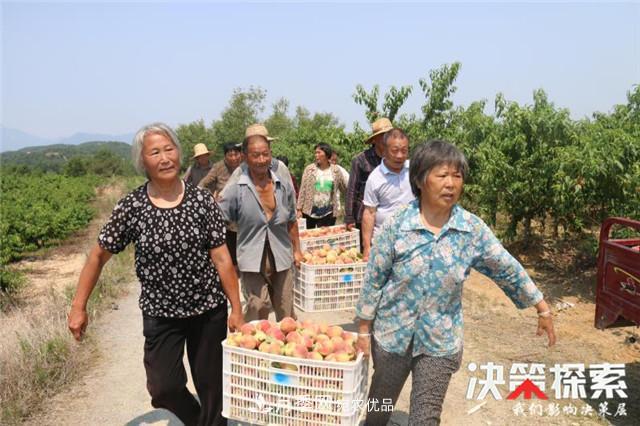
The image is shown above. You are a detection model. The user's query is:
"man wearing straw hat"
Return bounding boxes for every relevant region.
[345,117,393,242]
[219,123,302,321]
[183,143,213,187]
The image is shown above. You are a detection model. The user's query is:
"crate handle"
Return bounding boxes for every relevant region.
[269,362,300,386]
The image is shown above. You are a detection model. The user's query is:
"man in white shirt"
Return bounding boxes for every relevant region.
[362,128,414,260]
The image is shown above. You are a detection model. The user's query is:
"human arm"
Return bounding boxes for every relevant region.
[197,164,218,192]
[361,206,377,261]
[354,218,396,355]
[209,245,244,332]
[472,222,556,347]
[68,244,112,341]
[287,181,303,267]
[296,164,312,219]
[344,156,360,228]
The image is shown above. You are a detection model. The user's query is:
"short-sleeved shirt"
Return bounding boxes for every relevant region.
[183,162,213,188]
[310,168,334,218]
[356,201,543,357]
[218,169,297,273]
[363,160,415,233]
[98,182,227,318]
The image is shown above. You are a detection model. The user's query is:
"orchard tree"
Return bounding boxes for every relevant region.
[419,62,461,137]
[211,86,266,147]
[352,83,412,123]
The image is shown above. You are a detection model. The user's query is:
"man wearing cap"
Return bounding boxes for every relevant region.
[183,143,214,187]
[221,134,294,196]
[345,118,392,241]
[219,124,302,321]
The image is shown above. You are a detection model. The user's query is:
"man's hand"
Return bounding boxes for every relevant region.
[362,248,370,262]
[356,335,371,357]
[346,223,356,231]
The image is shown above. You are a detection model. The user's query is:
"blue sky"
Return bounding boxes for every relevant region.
[2,1,639,139]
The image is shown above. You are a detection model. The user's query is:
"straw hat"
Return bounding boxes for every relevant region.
[192,143,211,159]
[366,117,393,142]
[244,123,275,142]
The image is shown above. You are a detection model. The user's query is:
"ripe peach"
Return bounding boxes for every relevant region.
[267,327,285,342]
[240,323,256,335]
[240,335,259,350]
[330,336,346,352]
[314,339,334,357]
[286,331,304,344]
[292,343,309,359]
[282,341,297,357]
[326,325,344,338]
[254,331,268,342]
[279,317,299,334]
[257,320,272,333]
[307,351,323,361]
[333,350,352,362]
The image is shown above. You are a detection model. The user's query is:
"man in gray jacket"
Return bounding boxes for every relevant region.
[218,124,302,321]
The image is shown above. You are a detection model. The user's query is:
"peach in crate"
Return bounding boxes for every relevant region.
[222,326,369,425]
[299,225,360,252]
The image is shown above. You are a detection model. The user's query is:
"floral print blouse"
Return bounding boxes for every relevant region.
[355,200,543,357]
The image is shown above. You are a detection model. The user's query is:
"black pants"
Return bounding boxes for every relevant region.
[143,304,228,426]
[303,213,336,229]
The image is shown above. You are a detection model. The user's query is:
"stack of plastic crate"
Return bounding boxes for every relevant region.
[294,261,367,312]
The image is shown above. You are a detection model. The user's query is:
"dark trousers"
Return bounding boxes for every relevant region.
[303,213,336,229]
[143,304,228,426]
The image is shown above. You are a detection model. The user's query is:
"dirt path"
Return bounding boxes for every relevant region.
[24,266,640,426]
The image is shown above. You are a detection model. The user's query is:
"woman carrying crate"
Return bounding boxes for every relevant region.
[296,143,348,229]
[67,123,244,426]
[355,140,556,425]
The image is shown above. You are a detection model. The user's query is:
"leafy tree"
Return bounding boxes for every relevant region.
[419,62,461,136]
[264,98,294,137]
[211,86,266,147]
[175,119,215,168]
[63,156,88,177]
[353,84,412,123]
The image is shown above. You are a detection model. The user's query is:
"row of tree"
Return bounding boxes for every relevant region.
[178,63,638,243]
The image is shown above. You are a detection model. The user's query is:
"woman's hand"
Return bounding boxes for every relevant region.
[536,315,556,347]
[356,335,371,357]
[228,309,244,332]
[68,306,88,341]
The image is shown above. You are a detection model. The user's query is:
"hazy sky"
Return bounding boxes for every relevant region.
[2,1,639,139]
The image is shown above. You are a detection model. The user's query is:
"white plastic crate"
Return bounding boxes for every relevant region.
[298,218,307,231]
[294,262,367,312]
[299,225,360,252]
[222,335,368,426]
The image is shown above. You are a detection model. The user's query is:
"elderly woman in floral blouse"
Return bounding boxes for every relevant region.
[355,140,556,426]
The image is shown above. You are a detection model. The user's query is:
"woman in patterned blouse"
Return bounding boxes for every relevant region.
[355,140,556,425]
[67,123,243,426]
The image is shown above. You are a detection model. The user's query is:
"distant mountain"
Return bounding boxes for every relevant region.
[1,141,133,173]
[0,126,135,152]
[1,127,52,152]
[57,132,135,146]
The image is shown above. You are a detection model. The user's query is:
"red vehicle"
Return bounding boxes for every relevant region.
[595,217,640,329]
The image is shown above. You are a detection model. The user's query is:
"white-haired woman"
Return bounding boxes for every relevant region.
[355,140,556,425]
[68,122,243,426]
